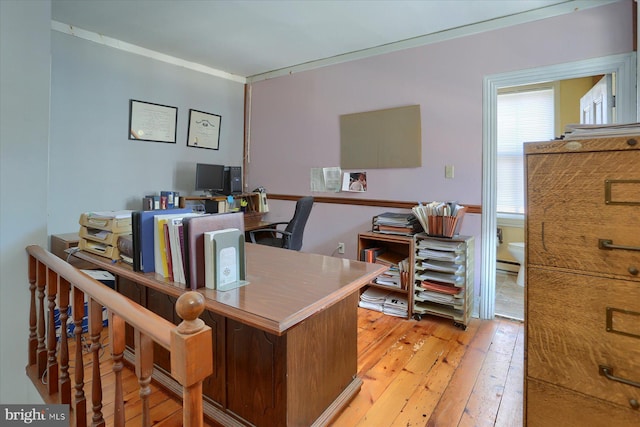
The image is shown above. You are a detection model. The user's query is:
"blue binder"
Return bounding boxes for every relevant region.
[132,208,191,272]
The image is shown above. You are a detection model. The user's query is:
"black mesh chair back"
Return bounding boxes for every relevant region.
[282,196,314,250]
[249,196,314,251]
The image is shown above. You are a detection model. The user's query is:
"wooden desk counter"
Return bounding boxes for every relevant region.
[73,244,385,427]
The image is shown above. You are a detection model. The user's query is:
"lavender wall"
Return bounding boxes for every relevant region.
[247,1,634,286]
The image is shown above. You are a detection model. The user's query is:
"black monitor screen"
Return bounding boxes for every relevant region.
[195,163,225,195]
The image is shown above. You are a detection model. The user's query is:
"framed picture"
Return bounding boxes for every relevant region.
[128,99,178,143]
[187,109,222,150]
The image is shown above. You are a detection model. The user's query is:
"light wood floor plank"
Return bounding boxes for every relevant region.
[425,317,502,427]
[458,319,520,427]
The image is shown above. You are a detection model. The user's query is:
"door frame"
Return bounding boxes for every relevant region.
[479,52,637,319]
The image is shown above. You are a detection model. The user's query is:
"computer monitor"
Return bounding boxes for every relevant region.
[195,163,225,196]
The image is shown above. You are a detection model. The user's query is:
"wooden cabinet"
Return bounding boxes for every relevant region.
[413,233,474,329]
[50,233,95,269]
[524,135,640,426]
[357,232,415,319]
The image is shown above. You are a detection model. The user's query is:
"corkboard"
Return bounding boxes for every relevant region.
[340,105,421,169]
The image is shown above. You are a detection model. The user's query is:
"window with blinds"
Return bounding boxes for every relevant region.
[497,86,555,214]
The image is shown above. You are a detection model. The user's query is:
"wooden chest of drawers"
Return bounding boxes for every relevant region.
[524,135,640,426]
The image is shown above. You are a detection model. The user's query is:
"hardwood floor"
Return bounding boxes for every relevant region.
[495,270,524,321]
[62,309,523,426]
[331,309,524,427]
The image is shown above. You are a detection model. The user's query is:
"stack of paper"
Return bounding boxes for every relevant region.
[358,287,408,318]
[383,293,408,317]
[563,122,640,140]
[358,287,389,312]
[372,212,421,235]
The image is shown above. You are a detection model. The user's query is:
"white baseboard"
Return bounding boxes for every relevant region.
[497,260,519,273]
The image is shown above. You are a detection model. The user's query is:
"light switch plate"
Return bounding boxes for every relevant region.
[445,165,454,179]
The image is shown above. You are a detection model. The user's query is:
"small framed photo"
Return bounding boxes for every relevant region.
[187,109,222,150]
[128,99,177,143]
[342,171,367,192]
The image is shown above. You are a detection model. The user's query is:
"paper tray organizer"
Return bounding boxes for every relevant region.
[79,226,130,246]
[79,212,132,234]
[78,238,121,261]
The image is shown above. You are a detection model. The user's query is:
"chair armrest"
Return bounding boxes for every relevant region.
[248,228,292,243]
[267,222,289,227]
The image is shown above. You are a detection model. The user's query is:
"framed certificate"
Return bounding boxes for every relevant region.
[128,99,178,143]
[187,109,222,150]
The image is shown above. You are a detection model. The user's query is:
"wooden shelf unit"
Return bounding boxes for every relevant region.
[357,231,415,319]
[180,192,262,216]
[413,233,474,329]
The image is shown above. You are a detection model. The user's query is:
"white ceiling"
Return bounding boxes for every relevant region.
[51,0,610,81]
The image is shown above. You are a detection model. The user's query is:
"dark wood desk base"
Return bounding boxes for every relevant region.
[129,291,362,427]
[75,247,384,427]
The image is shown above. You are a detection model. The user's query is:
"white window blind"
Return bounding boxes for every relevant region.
[497,87,554,214]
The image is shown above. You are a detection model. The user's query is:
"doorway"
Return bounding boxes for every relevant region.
[479,52,637,319]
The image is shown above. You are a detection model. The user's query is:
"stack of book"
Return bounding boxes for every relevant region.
[358,287,408,318]
[78,211,133,261]
[360,248,410,289]
[374,251,410,289]
[372,212,422,235]
[152,212,200,286]
[142,191,180,210]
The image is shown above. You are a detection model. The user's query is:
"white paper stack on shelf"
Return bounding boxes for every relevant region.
[359,287,389,312]
[563,122,640,140]
[416,239,464,259]
[358,287,408,317]
[372,212,421,235]
[414,289,464,308]
[421,259,464,274]
[382,293,408,318]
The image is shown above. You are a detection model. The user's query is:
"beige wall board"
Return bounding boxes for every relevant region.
[340,105,421,169]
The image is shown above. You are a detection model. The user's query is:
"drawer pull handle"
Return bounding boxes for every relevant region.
[598,239,640,252]
[599,365,640,389]
[628,138,638,146]
[630,267,639,276]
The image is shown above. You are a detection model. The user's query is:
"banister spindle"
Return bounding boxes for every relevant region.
[109,312,125,427]
[72,286,87,427]
[89,298,105,427]
[28,255,37,366]
[135,330,154,427]
[46,268,59,395]
[58,278,71,404]
[36,263,47,378]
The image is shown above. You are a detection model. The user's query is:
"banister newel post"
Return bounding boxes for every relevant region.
[170,291,213,427]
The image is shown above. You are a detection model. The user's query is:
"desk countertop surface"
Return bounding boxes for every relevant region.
[74,244,385,335]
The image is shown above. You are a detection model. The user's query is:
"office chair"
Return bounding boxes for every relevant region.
[249,196,314,251]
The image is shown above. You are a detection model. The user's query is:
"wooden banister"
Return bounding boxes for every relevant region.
[25,245,212,427]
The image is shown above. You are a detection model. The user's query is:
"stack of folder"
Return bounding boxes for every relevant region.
[371,212,422,235]
[412,202,466,238]
[78,211,133,261]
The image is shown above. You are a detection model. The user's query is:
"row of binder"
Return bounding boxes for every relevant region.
[131,208,246,290]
